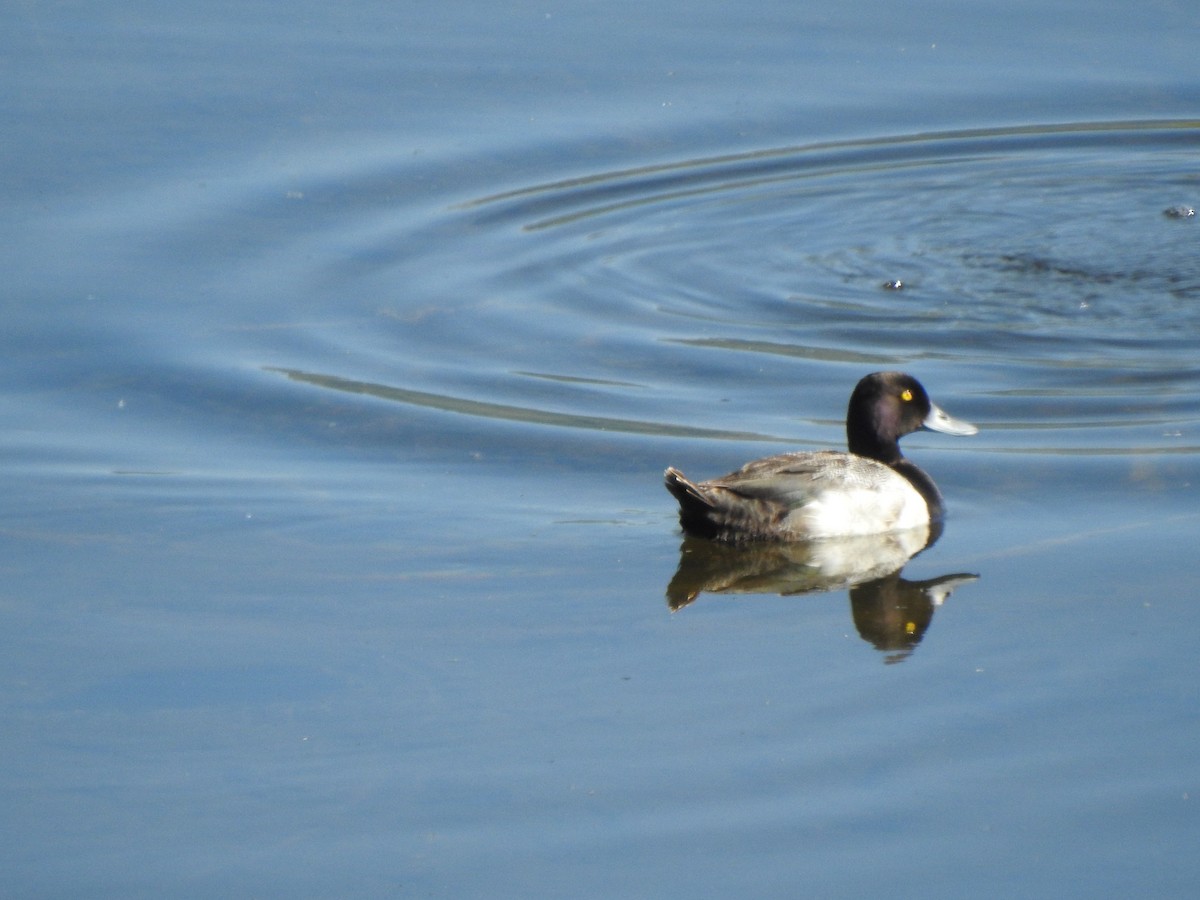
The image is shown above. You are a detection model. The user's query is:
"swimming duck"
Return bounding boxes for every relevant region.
[664,372,977,542]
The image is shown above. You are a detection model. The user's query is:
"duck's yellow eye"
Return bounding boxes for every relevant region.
[901,389,913,402]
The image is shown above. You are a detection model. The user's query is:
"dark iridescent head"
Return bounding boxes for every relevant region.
[846,372,977,463]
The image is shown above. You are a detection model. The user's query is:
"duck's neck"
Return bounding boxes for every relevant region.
[847,425,901,465]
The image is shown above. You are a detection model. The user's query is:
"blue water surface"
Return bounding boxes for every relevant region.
[3,0,1200,897]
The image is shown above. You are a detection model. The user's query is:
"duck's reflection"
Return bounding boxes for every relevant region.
[666,523,977,663]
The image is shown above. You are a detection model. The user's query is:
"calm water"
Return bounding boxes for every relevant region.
[4,1,1200,897]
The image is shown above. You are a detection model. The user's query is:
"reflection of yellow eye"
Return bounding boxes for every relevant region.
[901,389,913,402]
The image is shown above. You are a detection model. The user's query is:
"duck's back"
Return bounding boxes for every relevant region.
[665,450,929,541]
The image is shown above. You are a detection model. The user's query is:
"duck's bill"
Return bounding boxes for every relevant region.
[923,404,978,436]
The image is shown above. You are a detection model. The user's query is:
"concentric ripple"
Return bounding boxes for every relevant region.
[251,119,1200,455]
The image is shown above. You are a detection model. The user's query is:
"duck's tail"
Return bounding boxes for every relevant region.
[664,467,723,539]
[664,466,707,506]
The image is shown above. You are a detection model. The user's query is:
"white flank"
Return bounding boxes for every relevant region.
[784,477,928,538]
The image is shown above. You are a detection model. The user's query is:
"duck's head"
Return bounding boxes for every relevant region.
[846,372,977,463]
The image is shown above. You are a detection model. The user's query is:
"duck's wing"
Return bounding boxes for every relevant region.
[665,452,923,541]
[716,451,899,500]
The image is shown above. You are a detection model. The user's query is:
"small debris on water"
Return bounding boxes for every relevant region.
[882,279,904,290]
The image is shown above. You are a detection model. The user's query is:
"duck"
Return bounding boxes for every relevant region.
[664,371,977,542]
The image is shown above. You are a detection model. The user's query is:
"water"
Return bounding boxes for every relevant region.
[4,1,1200,896]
